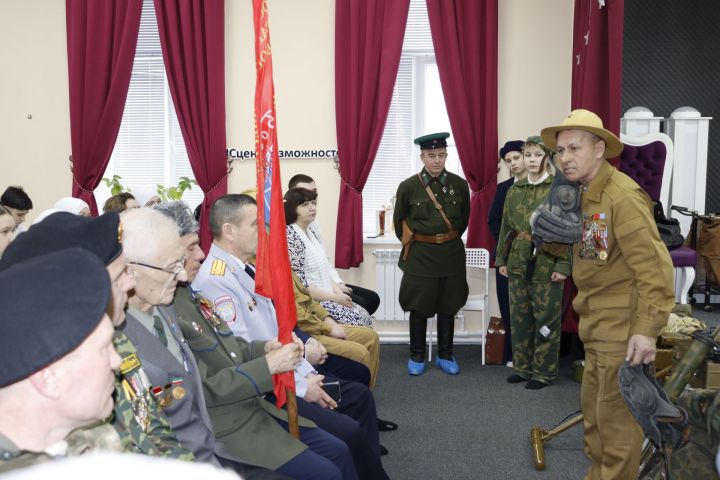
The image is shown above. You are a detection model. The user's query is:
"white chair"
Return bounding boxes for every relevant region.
[427,248,490,365]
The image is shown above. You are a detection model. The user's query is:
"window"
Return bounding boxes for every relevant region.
[99,0,202,210]
[362,0,462,234]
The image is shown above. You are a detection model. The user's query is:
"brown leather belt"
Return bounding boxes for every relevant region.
[413,230,459,244]
[516,231,532,241]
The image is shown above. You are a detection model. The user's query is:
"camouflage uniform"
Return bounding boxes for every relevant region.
[0,433,52,473]
[641,388,720,480]
[495,174,570,383]
[65,332,194,460]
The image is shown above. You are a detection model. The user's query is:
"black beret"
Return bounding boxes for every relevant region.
[414,132,450,150]
[499,140,524,159]
[0,248,111,387]
[0,212,122,271]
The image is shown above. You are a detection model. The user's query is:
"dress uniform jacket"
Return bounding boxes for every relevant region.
[172,286,315,470]
[571,161,674,344]
[393,169,470,277]
[121,308,219,464]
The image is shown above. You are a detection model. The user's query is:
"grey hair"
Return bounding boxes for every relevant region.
[210,194,256,239]
[154,201,199,236]
[120,208,180,264]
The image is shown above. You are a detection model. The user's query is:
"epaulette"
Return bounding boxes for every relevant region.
[210,259,227,276]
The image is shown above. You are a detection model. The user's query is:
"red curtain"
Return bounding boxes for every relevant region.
[334,0,410,268]
[154,0,227,252]
[571,0,624,136]
[66,0,142,215]
[426,0,498,250]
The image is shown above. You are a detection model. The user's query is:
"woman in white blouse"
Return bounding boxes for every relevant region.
[284,187,372,327]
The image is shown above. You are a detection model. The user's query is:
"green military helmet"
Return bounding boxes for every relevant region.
[414,132,450,150]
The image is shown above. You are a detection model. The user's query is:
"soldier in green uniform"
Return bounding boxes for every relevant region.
[393,132,471,375]
[0,212,193,460]
[495,136,570,389]
[0,249,120,473]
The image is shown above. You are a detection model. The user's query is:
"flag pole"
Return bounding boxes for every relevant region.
[252,0,300,439]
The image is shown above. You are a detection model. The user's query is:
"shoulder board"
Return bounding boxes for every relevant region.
[210,259,227,276]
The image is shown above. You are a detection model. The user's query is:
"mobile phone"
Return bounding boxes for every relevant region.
[321,381,341,403]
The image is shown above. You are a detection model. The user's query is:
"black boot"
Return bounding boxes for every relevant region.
[408,313,427,375]
[436,314,460,374]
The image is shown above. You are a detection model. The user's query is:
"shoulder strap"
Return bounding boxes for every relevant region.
[417,173,453,232]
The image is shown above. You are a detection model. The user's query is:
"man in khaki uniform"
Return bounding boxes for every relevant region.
[540,110,675,479]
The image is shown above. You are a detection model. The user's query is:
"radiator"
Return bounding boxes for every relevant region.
[373,249,407,321]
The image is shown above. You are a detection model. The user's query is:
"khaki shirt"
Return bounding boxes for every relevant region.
[570,161,674,344]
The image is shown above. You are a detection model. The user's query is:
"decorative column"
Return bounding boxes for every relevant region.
[620,106,663,137]
[665,107,712,236]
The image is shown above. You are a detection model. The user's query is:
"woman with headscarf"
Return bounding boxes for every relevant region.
[53,197,91,216]
[132,185,162,208]
[495,136,570,389]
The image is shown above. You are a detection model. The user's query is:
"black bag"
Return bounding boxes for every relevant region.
[653,202,684,250]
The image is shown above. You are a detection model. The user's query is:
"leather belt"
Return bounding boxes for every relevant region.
[413,230,459,244]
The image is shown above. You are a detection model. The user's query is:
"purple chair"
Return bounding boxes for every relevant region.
[619,133,696,304]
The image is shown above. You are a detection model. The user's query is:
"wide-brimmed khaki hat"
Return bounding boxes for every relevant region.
[540,109,623,158]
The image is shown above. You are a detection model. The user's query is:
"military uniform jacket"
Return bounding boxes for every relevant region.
[0,433,52,473]
[121,307,217,464]
[568,161,674,344]
[495,174,571,279]
[393,169,470,277]
[173,286,314,471]
[192,243,315,397]
[292,272,333,336]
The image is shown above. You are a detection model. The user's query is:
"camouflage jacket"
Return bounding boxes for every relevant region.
[0,432,53,474]
[64,332,194,460]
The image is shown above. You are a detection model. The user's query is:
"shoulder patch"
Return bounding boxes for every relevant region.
[214,295,236,325]
[120,353,142,375]
[210,259,227,276]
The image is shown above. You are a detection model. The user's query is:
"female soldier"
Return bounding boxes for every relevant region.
[495,136,570,389]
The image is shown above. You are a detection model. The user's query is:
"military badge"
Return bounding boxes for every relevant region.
[214,295,236,325]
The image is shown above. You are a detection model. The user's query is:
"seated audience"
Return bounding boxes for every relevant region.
[122,207,353,480]
[0,207,14,257]
[0,212,193,460]
[0,186,33,234]
[54,197,91,216]
[287,175,380,315]
[284,188,371,328]
[192,194,389,479]
[103,192,140,213]
[0,249,120,472]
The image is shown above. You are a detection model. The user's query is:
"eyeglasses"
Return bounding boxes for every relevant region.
[127,256,186,280]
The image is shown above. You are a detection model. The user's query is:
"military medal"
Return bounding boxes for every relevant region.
[192,320,203,333]
[248,297,257,311]
[598,250,608,260]
[442,186,447,194]
[120,355,152,432]
[172,386,186,400]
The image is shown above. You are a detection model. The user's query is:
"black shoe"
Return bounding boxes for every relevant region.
[379,444,388,456]
[378,419,398,432]
[525,380,549,390]
[506,374,528,384]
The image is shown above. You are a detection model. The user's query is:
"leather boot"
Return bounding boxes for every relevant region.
[408,312,427,375]
[436,314,460,374]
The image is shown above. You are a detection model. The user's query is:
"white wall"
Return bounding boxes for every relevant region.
[0,0,574,322]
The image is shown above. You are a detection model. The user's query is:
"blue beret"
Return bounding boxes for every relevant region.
[414,132,450,150]
[0,248,111,387]
[0,212,122,271]
[499,140,524,159]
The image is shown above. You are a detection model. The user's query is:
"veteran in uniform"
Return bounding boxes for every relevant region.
[393,132,471,375]
[0,249,120,473]
[540,110,675,479]
[0,211,193,460]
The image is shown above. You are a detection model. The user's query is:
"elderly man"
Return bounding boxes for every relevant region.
[0,249,121,472]
[0,211,190,459]
[122,207,354,480]
[192,194,389,480]
[540,109,675,479]
[393,132,471,375]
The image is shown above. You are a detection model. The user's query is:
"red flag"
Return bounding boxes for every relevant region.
[252,0,296,408]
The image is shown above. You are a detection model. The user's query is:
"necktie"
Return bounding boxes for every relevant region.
[244,264,255,280]
[152,315,169,347]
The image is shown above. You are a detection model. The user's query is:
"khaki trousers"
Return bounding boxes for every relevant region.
[315,325,380,390]
[581,342,643,480]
